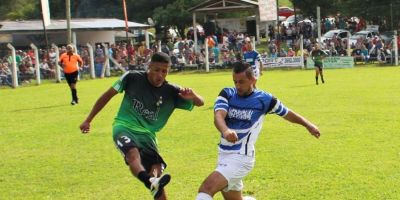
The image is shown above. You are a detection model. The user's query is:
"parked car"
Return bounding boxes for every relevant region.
[349,30,378,46]
[282,15,303,28]
[321,29,350,42]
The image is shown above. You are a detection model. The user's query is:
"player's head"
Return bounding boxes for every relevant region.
[245,38,253,51]
[66,44,74,54]
[232,62,256,96]
[147,52,171,87]
[151,52,171,65]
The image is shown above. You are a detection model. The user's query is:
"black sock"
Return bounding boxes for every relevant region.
[315,76,318,84]
[71,88,78,102]
[138,171,151,189]
[321,76,325,83]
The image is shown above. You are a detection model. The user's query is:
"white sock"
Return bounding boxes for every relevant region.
[196,192,213,200]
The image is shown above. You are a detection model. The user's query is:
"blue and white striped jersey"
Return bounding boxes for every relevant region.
[243,50,261,67]
[214,88,289,157]
[243,50,261,79]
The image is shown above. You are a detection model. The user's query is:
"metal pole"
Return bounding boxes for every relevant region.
[205,37,209,72]
[300,34,304,69]
[66,0,71,44]
[317,6,321,44]
[145,30,150,49]
[30,43,41,85]
[72,32,77,46]
[193,12,198,53]
[394,30,398,66]
[86,43,95,79]
[39,0,49,51]
[102,43,110,77]
[293,1,297,24]
[275,0,279,45]
[51,43,62,83]
[122,0,129,39]
[122,0,130,64]
[7,43,18,88]
[255,9,260,44]
[347,32,351,56]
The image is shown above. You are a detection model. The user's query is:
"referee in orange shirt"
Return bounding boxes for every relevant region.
[59,44,83,105]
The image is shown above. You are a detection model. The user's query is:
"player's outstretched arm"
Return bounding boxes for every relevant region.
[80,87,118,134]
[214,110,238,143]
[178,87,204,107]
[283,110,320,139]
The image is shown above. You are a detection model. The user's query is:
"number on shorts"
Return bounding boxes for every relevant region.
[117,135,131,147]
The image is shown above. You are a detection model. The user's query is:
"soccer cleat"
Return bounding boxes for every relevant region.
[149,173,171,198]
[71,100,77,105]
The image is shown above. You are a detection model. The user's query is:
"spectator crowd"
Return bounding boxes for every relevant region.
[2,13,399,87]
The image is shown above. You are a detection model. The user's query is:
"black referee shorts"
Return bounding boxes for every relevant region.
[64,71,78,85]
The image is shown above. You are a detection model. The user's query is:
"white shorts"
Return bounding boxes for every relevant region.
[215,153,255,192]
[252,67,260,80]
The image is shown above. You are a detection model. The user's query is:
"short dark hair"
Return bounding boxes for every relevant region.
[232,61,254,79]
[151,52,171,64]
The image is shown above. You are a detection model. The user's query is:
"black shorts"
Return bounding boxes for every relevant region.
[64,71,78,85]
[113,127,167,173]
[314,63,323,71]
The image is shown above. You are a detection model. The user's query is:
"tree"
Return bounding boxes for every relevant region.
[342,0,399,30]
[291,0,400,31]
[0,0,40,20]
[290,0,340,18]
[152,0,202,40]
[126,0,176,24]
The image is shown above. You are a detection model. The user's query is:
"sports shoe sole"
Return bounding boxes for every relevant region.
[153,174,171,198]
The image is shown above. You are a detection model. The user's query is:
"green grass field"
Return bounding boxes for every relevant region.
[1,66,399,200]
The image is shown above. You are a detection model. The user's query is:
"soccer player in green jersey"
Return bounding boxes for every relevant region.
[311,43,327,85]
[79,52,204,200]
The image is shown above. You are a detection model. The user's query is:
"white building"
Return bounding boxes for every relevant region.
[0,18,152,48]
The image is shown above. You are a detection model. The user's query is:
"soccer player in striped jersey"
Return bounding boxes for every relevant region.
[80,52,204,200]
[196,62,320,200]
[243,40,263,80]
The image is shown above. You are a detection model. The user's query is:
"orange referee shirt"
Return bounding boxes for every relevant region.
[59,53,83,73]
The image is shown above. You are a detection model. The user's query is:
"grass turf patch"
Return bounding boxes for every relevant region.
[1,66,399,199]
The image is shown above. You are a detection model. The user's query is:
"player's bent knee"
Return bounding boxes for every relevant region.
[198,182,218,195]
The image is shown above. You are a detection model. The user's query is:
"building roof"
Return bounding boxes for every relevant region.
[189,0,258,13]
[0,18,151,33]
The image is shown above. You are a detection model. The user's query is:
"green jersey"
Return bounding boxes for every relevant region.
[311,49,326,66]
[112,71,194,138]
